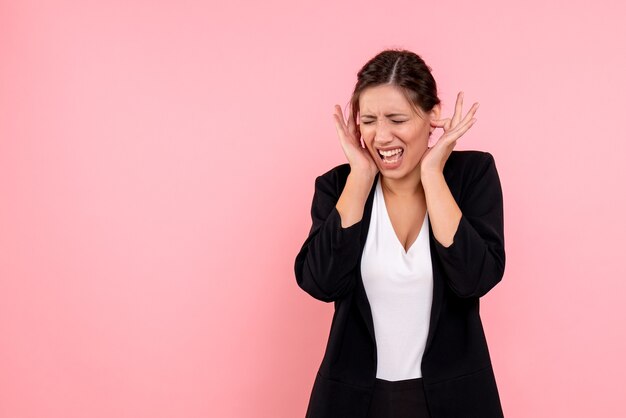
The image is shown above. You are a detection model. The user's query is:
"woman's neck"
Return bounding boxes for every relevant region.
[380,167,424,198]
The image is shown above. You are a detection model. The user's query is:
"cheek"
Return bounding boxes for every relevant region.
[413,122,431,135]
[405,124,429,141]
[359,124,373,135]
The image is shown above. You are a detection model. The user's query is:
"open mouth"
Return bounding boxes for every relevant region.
[377,148,404,164]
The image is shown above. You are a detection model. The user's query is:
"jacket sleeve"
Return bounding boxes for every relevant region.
[294,173,364,302]
[432,152,506,298]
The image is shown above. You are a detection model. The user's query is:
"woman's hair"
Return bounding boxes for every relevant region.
[349,49,441,130]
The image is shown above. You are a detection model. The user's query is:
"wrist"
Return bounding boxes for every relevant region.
[348,170,376,185]
[421,168,444,181]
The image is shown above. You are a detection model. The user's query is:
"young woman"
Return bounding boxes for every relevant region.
[294,49,506,418]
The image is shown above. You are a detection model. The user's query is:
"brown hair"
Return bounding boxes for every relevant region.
[348,49,441,133]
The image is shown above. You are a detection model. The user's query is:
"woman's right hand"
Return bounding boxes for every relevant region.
[333,104,379,180]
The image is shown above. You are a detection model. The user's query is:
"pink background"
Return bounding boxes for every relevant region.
[1,1,625,417]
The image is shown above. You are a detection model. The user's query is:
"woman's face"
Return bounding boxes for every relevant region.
[358,84,440,179]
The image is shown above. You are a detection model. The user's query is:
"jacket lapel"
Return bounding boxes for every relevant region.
[353,171,444,358]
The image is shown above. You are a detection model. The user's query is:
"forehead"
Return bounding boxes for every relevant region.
[359,84,412,113]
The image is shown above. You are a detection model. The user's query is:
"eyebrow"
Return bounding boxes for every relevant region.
[360,113,408,118]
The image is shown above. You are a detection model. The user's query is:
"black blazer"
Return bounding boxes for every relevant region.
[294,150,506,418]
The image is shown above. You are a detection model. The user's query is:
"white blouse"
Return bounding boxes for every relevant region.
[360,175,434,381]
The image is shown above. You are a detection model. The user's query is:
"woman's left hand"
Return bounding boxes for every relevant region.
[420,91,479,175]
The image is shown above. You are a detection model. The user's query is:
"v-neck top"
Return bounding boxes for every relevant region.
[360,175,434,381]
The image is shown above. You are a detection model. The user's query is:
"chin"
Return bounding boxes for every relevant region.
[379,164,406,175]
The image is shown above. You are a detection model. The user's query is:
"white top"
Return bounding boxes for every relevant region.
[360,176,434,381]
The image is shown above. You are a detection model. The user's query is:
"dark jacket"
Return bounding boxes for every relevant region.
[294,150,506,418]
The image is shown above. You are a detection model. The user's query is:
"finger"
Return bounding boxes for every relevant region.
[457,102,479,127]
[345,105,363,146]
[430,118,450,127]
[334,105,348,133]
[347,106,357,137]
[335,104,347,128]
[451,91,464,127]
[443,117,477,142]
[333,110,348,139]
[456,118,477,138]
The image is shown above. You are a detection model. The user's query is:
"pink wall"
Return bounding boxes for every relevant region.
[1,0,625,417]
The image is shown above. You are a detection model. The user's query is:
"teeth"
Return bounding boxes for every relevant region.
[379,148,403,156]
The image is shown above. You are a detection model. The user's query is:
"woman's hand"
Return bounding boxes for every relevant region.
[420,91,479,175]
[333,104,379,179]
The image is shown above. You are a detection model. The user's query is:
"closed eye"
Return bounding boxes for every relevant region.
[361,120,406,125]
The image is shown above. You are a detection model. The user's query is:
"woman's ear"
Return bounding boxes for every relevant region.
[428,104,441,134]
[429,103,441,121]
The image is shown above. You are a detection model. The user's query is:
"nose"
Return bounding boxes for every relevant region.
[374,120,394,144]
